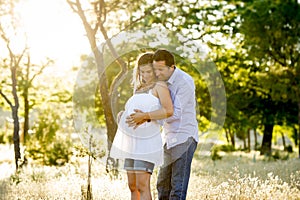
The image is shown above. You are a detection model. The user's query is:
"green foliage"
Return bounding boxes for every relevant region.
[0,130,13,144]
[0,131,6,144]
[45,138,72,166]
[219,144,236,152]
[239,0,300,122]
[271,150,290,161]
[30,170,46,182]
[26,107,72,166]
[9,170,22,185]
[211,146,222,161]
[240,0,300,65]
[211,144,236,161]
[285,145,293,153]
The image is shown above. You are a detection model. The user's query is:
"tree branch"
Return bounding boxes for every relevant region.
[29,57,53,84]
[0,90,13,108]
[100,0,107,24]
[67,0,97,48]
[267,49,286,67]
[66,0,78,12]
[91,1,128,95]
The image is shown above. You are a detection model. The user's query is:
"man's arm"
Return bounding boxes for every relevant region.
[164,78,195,123]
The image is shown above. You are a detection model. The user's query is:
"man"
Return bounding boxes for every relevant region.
[127,49,198,200]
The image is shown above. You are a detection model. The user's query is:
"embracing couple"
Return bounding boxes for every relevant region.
[110,49,199,200]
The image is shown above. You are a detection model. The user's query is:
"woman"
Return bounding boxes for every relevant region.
[110,52,173,200]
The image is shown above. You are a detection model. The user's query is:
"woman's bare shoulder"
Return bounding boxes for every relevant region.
[155,81,168,88]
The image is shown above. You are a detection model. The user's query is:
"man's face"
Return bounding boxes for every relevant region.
[153,61,174,81]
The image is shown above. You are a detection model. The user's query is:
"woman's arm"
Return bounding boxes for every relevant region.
[128,81,173,126]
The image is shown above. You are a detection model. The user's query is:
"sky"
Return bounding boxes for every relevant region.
[14,0,90,76]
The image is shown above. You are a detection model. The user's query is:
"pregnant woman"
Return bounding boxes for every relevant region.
[110,52,173,200]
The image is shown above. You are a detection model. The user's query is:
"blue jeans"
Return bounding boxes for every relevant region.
[157,137,197,200]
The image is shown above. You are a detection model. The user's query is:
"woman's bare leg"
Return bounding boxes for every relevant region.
[136,171,152,200]
[127,171,140,200]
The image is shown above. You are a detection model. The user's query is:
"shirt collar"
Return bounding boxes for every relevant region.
[167,67,178,85]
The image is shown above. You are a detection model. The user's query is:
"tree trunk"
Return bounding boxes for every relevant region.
[243,137,246,150]
[23,87,29,144]
[225,128,230,144]
[12,106,20,170]
[293,126,298,146]
[98,73,117,149]
[254,128,258,150]
[93,43,118,174]
[247,128,251,152]
[22,59,31,145]
[280,131,286,150]
[229,129,235,148]
[11,66,21,170]
[298,101,300,158]
[260,124,274,156]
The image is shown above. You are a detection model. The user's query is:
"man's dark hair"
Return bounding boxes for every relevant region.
[153,49,175,67]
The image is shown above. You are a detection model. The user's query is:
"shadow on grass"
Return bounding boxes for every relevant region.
[0,179,10,200]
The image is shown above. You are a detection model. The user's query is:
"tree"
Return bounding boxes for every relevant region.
[19,55,52,144]
[67,0,138,173]
[0,0,25,170]
[177,0,300,155]
[240,0,300,157]
[0,0,54,169]
[0,29,24,170]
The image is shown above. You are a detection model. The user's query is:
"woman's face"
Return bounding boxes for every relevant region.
[139,64,155,84]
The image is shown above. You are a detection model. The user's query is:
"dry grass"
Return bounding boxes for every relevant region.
[0,144,300,200]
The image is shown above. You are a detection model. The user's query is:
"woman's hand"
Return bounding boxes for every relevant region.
[117,110,124,123]
[126,109,149,129]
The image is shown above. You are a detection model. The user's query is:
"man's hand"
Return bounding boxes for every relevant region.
[125,109,149,129]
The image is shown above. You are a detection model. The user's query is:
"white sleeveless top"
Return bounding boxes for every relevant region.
[110,90,163,166]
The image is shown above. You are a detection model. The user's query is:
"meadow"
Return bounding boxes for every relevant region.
[0,144,300,200]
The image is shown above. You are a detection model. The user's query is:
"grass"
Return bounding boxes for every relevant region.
[0,144,300,200]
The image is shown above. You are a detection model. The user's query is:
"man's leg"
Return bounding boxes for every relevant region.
[157,146,172,200]
[170,138,197,200]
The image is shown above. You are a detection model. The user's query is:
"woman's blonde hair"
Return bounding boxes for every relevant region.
[131,52,154,92]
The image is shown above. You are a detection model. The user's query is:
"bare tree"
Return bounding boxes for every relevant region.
[21,55,53,144]
[0,26,26,170]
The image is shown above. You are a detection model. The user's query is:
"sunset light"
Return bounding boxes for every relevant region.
[15,0,89,69]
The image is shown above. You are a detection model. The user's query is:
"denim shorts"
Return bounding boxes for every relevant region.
[124,158,155,174]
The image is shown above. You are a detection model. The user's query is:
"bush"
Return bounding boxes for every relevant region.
[45,138,72,166]
[0,131,5,144]
[0,131,12,144]
[218,144,235,152]
[26,108,72,166]
[211,147,222,161]
[284,145,293,153]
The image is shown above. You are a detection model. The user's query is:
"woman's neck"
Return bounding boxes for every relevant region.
[136,82,156,93]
